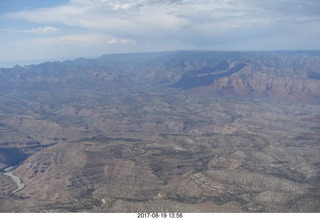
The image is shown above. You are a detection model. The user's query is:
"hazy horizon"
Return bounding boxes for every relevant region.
[2,48,320,68]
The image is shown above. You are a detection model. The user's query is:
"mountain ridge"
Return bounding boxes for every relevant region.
[1,50,320,102]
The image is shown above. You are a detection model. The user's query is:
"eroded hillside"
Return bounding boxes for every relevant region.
[0,51,320,212]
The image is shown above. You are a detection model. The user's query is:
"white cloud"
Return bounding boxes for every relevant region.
[8,0,304,38]
[107,38,136,45]
[4,26,59,34]
[18,34,136,47]
[7,4,132,32]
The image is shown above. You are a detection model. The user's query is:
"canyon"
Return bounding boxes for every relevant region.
[0,51,319,212]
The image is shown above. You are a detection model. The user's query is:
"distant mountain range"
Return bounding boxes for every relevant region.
[1,51,320,102]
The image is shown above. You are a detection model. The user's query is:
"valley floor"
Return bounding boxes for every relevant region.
[0,85,319,212]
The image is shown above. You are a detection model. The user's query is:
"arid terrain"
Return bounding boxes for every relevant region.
[0,51,320,212]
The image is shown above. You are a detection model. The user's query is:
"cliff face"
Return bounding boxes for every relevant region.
[1,51,320,101]
[200,63,320,100]
[147,51,320,101]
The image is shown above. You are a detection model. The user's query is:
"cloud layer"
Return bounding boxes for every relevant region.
[1,0,320,65]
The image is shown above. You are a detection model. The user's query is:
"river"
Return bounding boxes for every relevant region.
[0,146,28,194]
[2,165,26,194]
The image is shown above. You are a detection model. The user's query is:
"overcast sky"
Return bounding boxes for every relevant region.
[1,0,320,67]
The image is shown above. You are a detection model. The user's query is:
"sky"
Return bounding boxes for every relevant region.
[0,0,320,67]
